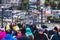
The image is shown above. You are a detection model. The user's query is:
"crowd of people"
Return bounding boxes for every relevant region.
[0,22,60,40]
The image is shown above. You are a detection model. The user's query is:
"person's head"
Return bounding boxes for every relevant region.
[42,25,48,30]
[31,24,36,29]
[13,23,16,26]
[9,22,12,26]
[7,29,11,32]
[58,28,60,35]
[25,27,32,35]
[38,29,44,35]
[0,28,5,32]
[32,25,36,28]
[17,30,21,34]
[53,27,58,32]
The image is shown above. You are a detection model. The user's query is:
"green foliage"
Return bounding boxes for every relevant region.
[50,1,56,10]
[45,0,49,2]
[47,17,60,23]
[17,3,28,11]
[0,19,7,23]
[17,0,29,11]
[44,0,50,6]
[15,18,24,22]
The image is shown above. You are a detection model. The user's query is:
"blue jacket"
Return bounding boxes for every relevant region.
[51,32,60,40]
[2,34,17,40]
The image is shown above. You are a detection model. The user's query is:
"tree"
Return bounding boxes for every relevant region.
[17,0,29,11]
[50,1,56,10]
[44,1,50,6]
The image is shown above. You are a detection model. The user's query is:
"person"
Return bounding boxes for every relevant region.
[25,27,34,40]
[30,25,37,35]
[18,34,31,40]
[0,28,6,40]
[5,23,12,34]
[42,25,49,34]
[50,28,60,40]
[17,22,22,28]
[2,34,17,40]
[48,27,58,39]
[34,29,49,40]
[16,30,22,40]
[12,23,19,36]
[9,22,13,31]
[2,24,17,40]
[21,25,26,35]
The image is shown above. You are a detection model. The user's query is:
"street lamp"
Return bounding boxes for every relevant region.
[1,6,5,27]
[40,7,43,27]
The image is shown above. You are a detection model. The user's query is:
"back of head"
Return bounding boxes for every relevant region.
[41,25,48,29]
[25,27,32,34]
[53,27,58,31]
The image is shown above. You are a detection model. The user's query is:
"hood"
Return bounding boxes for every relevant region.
[5,34,12,39]
[25,27,32,35]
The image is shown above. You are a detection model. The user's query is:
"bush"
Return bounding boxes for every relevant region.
[48,18,60,23]
[15,18,24,22]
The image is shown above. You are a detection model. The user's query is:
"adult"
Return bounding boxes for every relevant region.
[48,27,58,39]
[25,27,34,40]
[50,28,60,40]
[34,29,49,40]
[42,25,48,34]
[0,28,6,40]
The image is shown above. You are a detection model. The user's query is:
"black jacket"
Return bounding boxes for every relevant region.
[34,33,48,40]
[18,35,31,40]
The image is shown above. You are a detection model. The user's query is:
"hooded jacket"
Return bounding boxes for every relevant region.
[2,34,17,40]
[25,27,34,38]
[13,25,19,31]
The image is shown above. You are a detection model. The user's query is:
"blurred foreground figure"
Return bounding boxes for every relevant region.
[48,27,58,39]
[0,28,6,40]
[50,28,60,40]
[42,25,48,34]
[2,34,17,40]
[25,27,34,40]
[34,29,49,40]
[19,35,31,40]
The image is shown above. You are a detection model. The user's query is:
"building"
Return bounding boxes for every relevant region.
[0,0,22,9]
[0,10,12,19]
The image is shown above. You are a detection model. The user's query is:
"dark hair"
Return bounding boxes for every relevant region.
[54,27,58,31]
[42,25,48,29]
